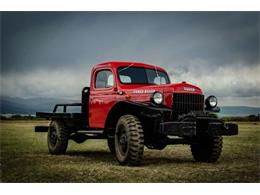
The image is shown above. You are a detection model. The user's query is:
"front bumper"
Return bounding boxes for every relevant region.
[159,119,238,137]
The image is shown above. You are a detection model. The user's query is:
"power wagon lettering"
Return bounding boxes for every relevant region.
[132,89,156,94]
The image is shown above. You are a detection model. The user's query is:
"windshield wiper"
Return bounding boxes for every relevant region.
[118,63,134,72]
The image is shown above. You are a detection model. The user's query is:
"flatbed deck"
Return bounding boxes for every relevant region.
[36,112,83,119]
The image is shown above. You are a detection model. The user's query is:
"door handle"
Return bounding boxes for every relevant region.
[117,91,124,95]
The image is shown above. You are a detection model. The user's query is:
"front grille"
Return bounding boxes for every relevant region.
[172,93,204,115]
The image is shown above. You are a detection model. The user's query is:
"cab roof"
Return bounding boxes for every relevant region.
[94,61,167,73]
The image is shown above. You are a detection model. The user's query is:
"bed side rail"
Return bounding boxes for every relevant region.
[53,103,82,113]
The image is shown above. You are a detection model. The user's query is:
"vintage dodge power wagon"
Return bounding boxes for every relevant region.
[35,61,238,165]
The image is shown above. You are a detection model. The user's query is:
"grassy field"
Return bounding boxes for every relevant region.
[0,120,259,182]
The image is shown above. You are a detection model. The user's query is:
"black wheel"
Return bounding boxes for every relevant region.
[107,137,115,154]
[47,120,68,154]
[115,115,144,166]
[191,136,223,162]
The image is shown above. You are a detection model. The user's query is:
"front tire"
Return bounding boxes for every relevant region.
[47,120,68,154]
[115,115,144,166]
[191,136,223,162]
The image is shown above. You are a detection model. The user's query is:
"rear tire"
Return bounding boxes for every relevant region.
[47,120,68,154]
[115,115,144,166]
[191,136,223,162]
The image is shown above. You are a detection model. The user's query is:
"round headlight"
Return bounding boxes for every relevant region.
[152,92,163,104]
[206,95,218,108]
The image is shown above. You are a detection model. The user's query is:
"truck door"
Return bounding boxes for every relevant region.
[89,68,117,128]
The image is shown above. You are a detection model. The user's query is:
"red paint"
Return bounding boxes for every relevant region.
[88,61,203,128]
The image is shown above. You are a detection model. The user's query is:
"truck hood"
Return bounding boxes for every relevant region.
[119,82,203,107]
[120,82,202,95]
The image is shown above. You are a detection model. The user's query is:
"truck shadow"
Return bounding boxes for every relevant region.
[143,156,195,166]
[66,150,194,165]
[66,150,115,162]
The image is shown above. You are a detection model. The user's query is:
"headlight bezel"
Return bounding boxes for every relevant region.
[205,95,218,108]
[151,91,164,105]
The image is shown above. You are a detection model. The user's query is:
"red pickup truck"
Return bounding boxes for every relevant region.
[35,61,238,166]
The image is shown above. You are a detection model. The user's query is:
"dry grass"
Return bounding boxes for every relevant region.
[0,120,259,182]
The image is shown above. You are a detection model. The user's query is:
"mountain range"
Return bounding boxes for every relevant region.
[0,96,259,117]
[0,96,80,115]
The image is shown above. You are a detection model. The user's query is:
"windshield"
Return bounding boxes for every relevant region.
[118,66,170,85]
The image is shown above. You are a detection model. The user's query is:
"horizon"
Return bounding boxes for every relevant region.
[1,93,260,108]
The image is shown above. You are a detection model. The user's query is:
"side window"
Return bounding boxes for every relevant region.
[153,76,167,85]
[95,70,114,88]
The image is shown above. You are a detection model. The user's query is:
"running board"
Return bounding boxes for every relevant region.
[35,126,104,135]
[76,130,104,134]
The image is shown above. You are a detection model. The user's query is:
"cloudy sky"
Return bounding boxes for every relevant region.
[1,12,259,106]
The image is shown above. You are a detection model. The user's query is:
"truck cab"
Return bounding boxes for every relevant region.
[35,61,238,166]
[89,61,173,128]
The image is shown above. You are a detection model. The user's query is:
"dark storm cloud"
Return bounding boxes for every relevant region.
[1,12,259,106]
[0,13,2,70]
[2,12,259,73]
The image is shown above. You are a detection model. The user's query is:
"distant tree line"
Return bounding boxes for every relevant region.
[222,114,260,122]
[0,114,40,120]
[1,114,260,121]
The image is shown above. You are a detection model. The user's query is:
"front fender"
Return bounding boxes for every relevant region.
[105,101,172,135]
